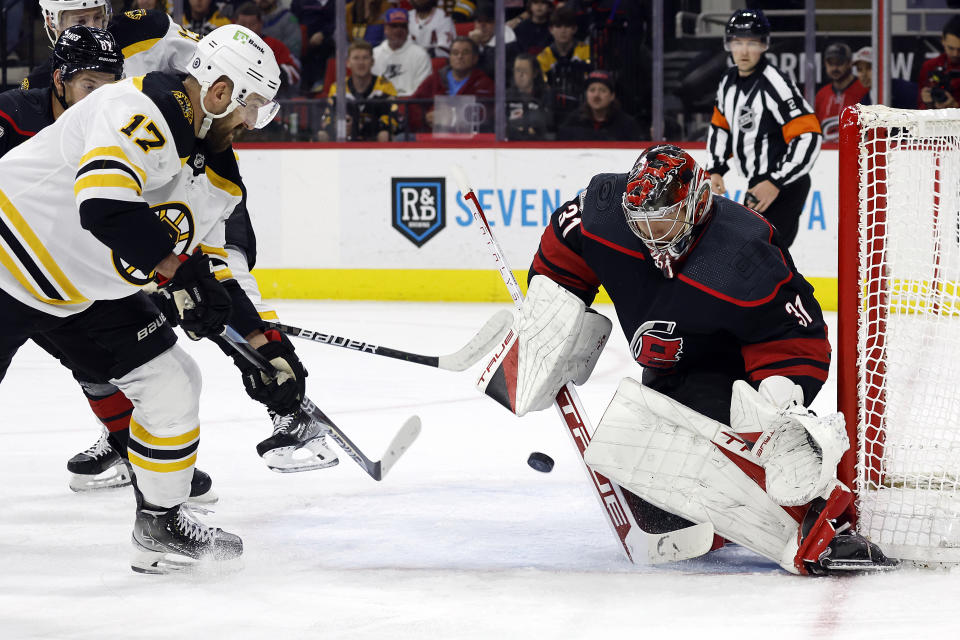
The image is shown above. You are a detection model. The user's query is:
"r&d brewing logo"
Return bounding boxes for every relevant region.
[391,177,445,247]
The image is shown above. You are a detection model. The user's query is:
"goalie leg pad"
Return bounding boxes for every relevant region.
[731,378,850,506]
[477,275,610,416]
[583,378,802,571]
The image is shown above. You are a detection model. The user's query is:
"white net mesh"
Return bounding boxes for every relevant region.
[854,105,960,562]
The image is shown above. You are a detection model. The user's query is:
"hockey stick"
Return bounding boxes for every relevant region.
[452,165,715,564]
[221,326,421,481]
[266,309,513,372]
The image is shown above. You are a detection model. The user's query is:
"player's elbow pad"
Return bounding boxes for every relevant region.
[476,275,611,416]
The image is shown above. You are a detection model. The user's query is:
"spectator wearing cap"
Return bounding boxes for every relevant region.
[852,47,917,110]
[537,7,591,122]
[557,70,641,141]
[514,0,554,55]
[918,15,960,109]
[814,42,867,142]
[469,2,520,81]
[409,0,457,57]
[408,35,494,131]
[373,8,433,96]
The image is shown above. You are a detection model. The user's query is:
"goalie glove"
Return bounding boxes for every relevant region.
[155,251,232,340]
[232,329,308,415]
[477,275,611,416]
[731,377,849,506]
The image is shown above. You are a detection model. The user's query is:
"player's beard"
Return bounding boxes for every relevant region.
[205,117,244,152]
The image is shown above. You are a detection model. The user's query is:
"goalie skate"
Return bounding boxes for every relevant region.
[256,409,339,473]
[67,427,131,492]
[131,504,242,575]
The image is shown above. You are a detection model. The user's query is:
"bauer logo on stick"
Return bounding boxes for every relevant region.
[391,177,446,247]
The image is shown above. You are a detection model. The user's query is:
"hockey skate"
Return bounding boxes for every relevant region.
[256,408,339,473]
[131,503,242,574]
[805,529,901,575]
[67,427,131,491]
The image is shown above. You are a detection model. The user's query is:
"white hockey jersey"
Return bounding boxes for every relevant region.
[113,9,200,78]
[0,73,239,318]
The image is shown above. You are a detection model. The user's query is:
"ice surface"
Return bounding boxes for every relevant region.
[1,302,958,639]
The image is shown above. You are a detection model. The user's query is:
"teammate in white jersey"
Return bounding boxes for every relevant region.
[0,25,287,573]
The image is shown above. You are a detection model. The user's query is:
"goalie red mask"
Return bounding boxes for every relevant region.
[622,144,714,277]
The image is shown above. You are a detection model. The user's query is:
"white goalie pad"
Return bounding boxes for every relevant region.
[730,377,849,507]
[477,275,611,416]
[583,378,803,572]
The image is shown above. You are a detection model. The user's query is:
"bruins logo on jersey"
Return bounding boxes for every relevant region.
[124,9,147,19]
[113,202,194,285]
[172,90,194,123]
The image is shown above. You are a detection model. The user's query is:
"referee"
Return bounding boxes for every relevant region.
[706,9,822,247]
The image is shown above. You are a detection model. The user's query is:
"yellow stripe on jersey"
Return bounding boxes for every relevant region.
[198,244,228,258]
[213,268,234,281]
[0,189,87,304]
[79,146,147,184]
[258,310,279,320]
[204,166,243,198]
[130,74,146,92]
[128,450,198,473]
[130,419,200,447]
[74,174,143,197]
[123,37,161,58]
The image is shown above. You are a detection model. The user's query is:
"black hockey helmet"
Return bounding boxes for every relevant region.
[51,25,124,86]
[724,9,771,50]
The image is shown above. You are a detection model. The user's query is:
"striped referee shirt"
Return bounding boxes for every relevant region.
[706,58,822,188]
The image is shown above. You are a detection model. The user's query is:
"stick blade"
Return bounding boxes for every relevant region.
[451,165,472,195]
[644,522,716,564]
[438,309,513,371]
[375,415,422,480]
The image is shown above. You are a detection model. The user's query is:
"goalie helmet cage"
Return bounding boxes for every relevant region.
[838,104,960,564]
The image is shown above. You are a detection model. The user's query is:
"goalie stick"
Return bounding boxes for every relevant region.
[452,165,715,564]
[266,309,513,372]
[221,326,421,481]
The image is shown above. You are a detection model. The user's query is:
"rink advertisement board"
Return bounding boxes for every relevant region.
[238,146,839,308]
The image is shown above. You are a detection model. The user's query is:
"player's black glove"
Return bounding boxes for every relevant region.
[233,329,308,415]
[156,251,232,339]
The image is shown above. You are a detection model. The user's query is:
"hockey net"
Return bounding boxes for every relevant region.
[838,104,960,564]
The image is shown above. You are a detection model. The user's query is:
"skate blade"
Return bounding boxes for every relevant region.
[131,548,243,576]
[261,440,340,474]
[820,557,902,573]
[68,464,132,493]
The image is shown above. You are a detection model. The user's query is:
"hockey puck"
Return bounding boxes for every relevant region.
[527,451,555,473]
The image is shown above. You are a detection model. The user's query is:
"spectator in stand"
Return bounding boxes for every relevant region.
[234,2,301,97]
[373,8,432,98]
[409,36,493,131]
[316,40,399,141]
[183,0,232,36]
[813,43,867,143]
[257,0,302,58]
[348,0,388,46]
[292,0,336,93]
[440,0,475,22]
[557,70,640,141]
[408,0,456,58]
[470,2,519,81]
[918,15,960,109]
[506,52,554,140]
[537,7,591,123]
[134,0,168,12]
[852,46,917,109]
[514,0,553,55]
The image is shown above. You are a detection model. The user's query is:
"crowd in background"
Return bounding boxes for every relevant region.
[3,0,960,142]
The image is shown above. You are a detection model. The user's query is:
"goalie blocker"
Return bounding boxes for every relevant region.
[584,376,899,575]
[477,276,611,416]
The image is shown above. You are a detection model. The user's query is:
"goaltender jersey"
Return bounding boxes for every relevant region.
[530,171,831,408]
[0,72,236,317]
[22,9,198,90]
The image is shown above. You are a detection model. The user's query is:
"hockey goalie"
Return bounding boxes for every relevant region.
[478,144,899,575]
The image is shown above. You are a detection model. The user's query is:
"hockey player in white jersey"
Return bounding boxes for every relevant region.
[25,1,341,481]
[0,25,287,573]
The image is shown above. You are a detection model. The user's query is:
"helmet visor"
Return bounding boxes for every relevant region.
[237,94,280,129]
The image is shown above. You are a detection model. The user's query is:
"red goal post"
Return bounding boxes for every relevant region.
[838,104,960,564]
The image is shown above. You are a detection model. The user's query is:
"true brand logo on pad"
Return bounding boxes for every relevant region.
[391,177,446,247]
